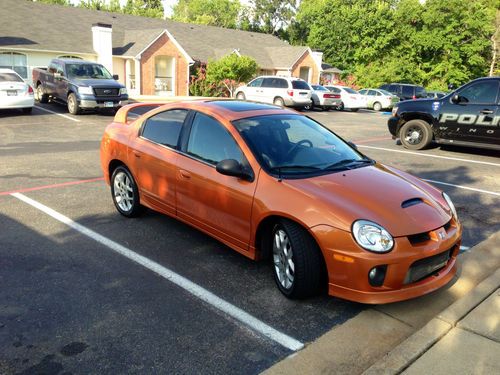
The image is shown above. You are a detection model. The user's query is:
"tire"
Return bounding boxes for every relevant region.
[399,119,433,150]
[22,107,32,114]
[36,84,48,103]
[236,92,246,100]
[273,97,284,107]
[67,92,81,115]
[303,102,312,110]
[336,101,344,111]
[110,166,142,217]
[351,108,359,112]
[271,219,324,299]
[373,102,382,111]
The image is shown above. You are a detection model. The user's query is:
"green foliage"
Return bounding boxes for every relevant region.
[32,0,71,5]
[249,0,299,35]
[122,0,164,18]
[205,54,259,96]
[172,0,242,29]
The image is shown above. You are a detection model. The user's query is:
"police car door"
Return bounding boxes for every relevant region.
[439,79,499,145]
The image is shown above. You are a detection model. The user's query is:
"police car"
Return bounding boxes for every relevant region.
[388,77,499,150]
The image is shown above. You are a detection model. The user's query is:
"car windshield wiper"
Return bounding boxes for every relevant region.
[323,158,374,171]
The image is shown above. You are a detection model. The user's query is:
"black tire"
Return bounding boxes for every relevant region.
[273,97,284,107]
[271,219,324,299]
[110,166,142,217]
[67,92,80,115]
[303,102,312,110]
[373,102,382,111]
[236,92,246,100]
[399,119,433,150]
[336,101,344,111]
[36,84,48,103]
[22,107,32,114]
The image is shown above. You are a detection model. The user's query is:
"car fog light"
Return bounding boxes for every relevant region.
[368,265,387,287]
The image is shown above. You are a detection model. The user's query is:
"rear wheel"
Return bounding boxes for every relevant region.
[67,93,80,115]
[336,101,344,111]
[36,84,48,103]
[236,92,246,100]
[273,97,284,107]
[110,166,142,217]
[399,119,433,150]
[271,219,324,299]
[373,102,382,111]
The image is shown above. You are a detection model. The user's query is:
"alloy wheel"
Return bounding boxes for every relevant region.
[113,171,134,212]
[273,229,295,290]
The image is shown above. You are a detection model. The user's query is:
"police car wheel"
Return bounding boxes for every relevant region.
[399,120,433,150]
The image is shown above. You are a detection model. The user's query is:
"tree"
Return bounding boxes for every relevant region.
[79,0,108,10]
[172,0,242,29]
[249,0,299,36]
[205,54,258,97]
[123,0,164,18]
[32,0,72,5]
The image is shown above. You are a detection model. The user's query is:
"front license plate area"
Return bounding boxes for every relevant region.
[104,101,114,108]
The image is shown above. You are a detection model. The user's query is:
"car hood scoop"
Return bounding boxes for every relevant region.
[401,197,424,208]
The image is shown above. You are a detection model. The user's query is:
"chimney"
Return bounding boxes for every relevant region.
[92,23,113,73]
[311,50,323,70]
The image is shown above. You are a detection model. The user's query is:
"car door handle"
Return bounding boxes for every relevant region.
[179,170,191,179]
[133,151,141,158]
[480,109,494,114]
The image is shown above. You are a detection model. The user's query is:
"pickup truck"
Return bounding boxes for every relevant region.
[32,58,128,115]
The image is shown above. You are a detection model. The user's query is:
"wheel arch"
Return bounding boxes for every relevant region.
[108,159,126,180]
[398,113,435,138]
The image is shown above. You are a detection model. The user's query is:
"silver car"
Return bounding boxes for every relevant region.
[0,68,34,114]
[235,76,312,109]
[309,84,342,110]
[358,88,399,111]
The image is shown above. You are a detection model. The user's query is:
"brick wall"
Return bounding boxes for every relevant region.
[140,33,189,96]
[291,50,320,84]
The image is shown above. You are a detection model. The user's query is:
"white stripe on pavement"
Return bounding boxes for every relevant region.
[460,246,470,252]
[11,192,304,352]
[35,105,81,122]
[357,145,500,167]
[422,179,500,197]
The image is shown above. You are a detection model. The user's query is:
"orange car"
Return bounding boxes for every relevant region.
[100,100,462,304]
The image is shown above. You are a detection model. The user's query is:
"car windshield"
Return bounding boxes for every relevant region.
[343,87,358,94]
[378,89,393,96]
[312,85,328,91]
[67,63,113,79]
[232,114,371,178]
[0,72,23,82]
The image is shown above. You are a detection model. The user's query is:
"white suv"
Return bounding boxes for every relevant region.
[235,76,312,109]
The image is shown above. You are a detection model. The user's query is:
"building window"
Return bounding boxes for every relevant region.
[58,55,83,60]
[0,52,28,78]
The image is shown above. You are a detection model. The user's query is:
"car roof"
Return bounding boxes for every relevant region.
[0,68,19,74]
[55,59,101,65]
[251,75,305,81]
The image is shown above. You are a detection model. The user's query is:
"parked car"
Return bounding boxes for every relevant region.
[33,58,128,115]
[323,85,367,111]
[388,77,500,150]
[358,88,399,111]
[426,91,447,99]
[309,84,342,110]
[379,83,427,101]
[235,76,312,109]
[101,100,462,303]
[0,68,34,114]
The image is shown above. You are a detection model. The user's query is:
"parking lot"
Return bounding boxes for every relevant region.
[1,103,499,374]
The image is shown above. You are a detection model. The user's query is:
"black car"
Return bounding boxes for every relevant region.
[380,83,427,101]
[387,77,500,151]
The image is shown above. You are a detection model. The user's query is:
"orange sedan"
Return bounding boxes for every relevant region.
[100,100,462,304]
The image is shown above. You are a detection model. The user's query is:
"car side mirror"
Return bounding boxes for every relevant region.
[348,141,358,150]
[216,159,253,181]
[451,94,461,104]
[113,74,119,80]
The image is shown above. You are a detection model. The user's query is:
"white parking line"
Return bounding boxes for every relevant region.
[357,145,500,167]
[422,179,500,197]
[460,246,470,252]
[11,192,304,352]
[34,105,81,122]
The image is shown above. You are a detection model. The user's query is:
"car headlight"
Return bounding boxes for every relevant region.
[442,192,458,219]
[120,88,127,95]
[392,106,398,116]
[78,86,93,95]
[352,220,394,253]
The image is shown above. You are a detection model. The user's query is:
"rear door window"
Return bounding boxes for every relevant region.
[402,86,413,98]
[141,109,188,148]
[367,90,377,96]
[291,80,311,90]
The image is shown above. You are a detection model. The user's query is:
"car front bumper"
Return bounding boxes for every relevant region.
[312,218,462,304]
[80,99,130,109]
[388,116,401,138]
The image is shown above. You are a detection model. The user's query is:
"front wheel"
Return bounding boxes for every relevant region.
[399,120,433,150]
[273,97,284,107]
[67,93,80,115]
[373,102,382,111]
[36,84,48,103]
[272,220,324,299]
[111,166,142,217]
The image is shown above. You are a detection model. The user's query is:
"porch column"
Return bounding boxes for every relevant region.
[125,59,131,91]
[134,57,141,95]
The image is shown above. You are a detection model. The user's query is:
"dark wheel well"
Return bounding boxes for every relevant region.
[399,114,434,135]
[108,159,126,179]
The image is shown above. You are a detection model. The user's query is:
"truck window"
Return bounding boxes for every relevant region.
[66,64,113,80]
[458,81,499,105]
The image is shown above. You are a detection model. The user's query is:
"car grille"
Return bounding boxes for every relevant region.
[93,88,120,97]
[404,248,453,285]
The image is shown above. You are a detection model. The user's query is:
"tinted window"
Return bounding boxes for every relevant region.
[312,85,328,91]
[142,109,188,148]
[402,86,414,97]
[379,89,393,96]
[343,87,358,94]
[367,90,377,96]
[262,77,288,88]
[415,86,426,98]
[187,112,242,165]
[358,89,367,95]
[388,85,398,93]
[0,72,23,82]
[67,63,112,79]
[248,78,263,88]
[458,81,499,104]
[291,80,310,90]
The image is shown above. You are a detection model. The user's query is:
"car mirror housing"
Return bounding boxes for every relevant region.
[451,94,461,104]
[348,141,358,150]
[113,74,119,80]
[216,159,253,181]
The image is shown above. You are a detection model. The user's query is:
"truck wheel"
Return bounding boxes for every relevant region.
[67,93,80,115]
[399,120,433,150]
[36,84,48,103]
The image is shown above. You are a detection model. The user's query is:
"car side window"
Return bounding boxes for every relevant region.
[48,64,57,74]
[359,89,367,95]
[368,90,377,96]
[457,81,499,104]
[402,86,413,97]
[262,78,274,88]
[248,78,263,88]
[187,112,243,165]
[141,109,188,148]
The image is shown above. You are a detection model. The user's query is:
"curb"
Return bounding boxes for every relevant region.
[363,268,500,374]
